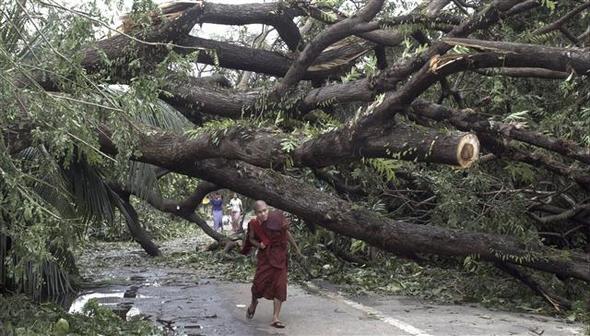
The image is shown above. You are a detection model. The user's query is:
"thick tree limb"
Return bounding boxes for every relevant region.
[119,149,590,282]
[442,38,590,75]
[113,189,161,257]
[304,5,404,47]
[495,262,572,312]
[292,122,479,168]
[161,76,258,121]
[132,120,479,169]
[81,2,209,76]
[479,134,590,190]
[190,2,303,51]
[161,76,375,120]
[530,202,590,224]
[118,1,302,50]
[273,0,384,96]
[408,102,590,189]
[114,181,228,243]
[531,204,590,227]
[504,0,539,16]
[474,67,569,79]
[411,101,590,165]
[174,34,371,79]
[393,50,590,111]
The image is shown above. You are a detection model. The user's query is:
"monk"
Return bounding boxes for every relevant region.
[243,200,302,329]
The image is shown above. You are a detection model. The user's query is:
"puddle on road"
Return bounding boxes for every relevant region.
[68,289,154,322]
[68,291,125,314]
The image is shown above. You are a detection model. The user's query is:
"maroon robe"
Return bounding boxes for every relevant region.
[250,211,289,302]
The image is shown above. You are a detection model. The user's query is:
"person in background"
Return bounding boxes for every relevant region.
[243,200,302,329]
[210,193,224,232]
[229,193,243,233]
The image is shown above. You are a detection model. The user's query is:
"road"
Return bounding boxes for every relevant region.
[72,236,585,336]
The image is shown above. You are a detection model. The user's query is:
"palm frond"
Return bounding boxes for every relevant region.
[123,100,190,198]
[63,157,116,225]
[126,161,161,201]
[16,147,77,219]
[137,99,193,130]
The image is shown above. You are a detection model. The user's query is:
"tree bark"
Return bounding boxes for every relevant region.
[411,101,590,165]
[495,262,572,312]
[97,122,590,281]
[114,191,161,257]
[129,121,480,170]
[147,158,589,282]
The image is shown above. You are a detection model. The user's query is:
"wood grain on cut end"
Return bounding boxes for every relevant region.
[456,133,480,168]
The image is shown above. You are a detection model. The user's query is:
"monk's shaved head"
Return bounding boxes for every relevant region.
[254,200,269,221]
[254,200,267,210]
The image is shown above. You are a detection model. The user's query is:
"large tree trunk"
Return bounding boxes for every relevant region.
[6,0,590,291]
[156,158,590,282]
[91,126,590,282]
[130,121,480,170]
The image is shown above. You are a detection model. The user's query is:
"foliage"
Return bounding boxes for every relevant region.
[134,201,200,241]
[288,224,590,323]
[0,294,159,335]
[0,0,198,298]
[1,0,590,333]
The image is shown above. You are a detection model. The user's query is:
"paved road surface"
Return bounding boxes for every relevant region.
[70,272,583,336]
[72,236,585,336]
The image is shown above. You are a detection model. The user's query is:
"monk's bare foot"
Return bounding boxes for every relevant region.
[270,320,286,328]
[246,303,257,319]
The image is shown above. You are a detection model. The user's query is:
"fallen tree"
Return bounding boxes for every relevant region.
[97,131,590,281]
[3,0,590,304]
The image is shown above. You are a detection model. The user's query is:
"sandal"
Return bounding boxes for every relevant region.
[270,321,286,328]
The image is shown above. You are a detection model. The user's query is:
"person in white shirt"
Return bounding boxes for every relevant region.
[229,193,243,233]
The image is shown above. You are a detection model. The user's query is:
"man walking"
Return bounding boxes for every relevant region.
[244,200,302,328]
[229,193,243,233]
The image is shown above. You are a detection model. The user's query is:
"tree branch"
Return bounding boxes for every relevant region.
[131,120,479,169]
[114,180,228,243]
[532,2,590,36]
[495,262,572,312]
[411,101,590,165]
[273,0,384,96]
[474,67,569,79]
[191,2,303,51]
[121,153,590,282]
